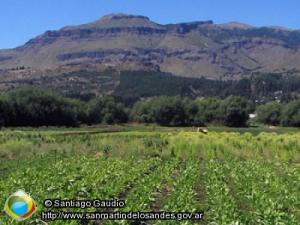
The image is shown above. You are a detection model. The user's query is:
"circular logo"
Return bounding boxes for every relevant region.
[4,190,36,221]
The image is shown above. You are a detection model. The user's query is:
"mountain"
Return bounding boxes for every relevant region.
[1,14,300,102]
[1,13,300,80]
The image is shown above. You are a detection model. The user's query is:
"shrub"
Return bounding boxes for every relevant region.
[281,100,300,127]
[256,102,282,125]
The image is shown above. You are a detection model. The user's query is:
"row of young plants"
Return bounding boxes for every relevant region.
[0,156,162,225]
[106,159,180,225]
[202,160,243,225]
[200,160,300,225]
[0,131,299,225]
[227,161,299,225]
[155,159,203,225]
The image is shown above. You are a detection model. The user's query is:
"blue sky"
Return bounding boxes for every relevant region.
[1,0,299,49]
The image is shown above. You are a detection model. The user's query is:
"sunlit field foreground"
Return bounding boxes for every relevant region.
[0,128,299,224]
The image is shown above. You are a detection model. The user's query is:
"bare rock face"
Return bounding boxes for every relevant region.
[1,13,300,79]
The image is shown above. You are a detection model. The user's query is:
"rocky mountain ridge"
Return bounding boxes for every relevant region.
[1,13,300,79]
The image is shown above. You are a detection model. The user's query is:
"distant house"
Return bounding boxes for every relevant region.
[249,113,257,119]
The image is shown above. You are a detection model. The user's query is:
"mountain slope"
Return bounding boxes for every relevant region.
[1,13,300,79]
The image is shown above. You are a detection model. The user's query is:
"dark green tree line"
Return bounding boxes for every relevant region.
[0,87,128,127]
[1,87,300,128]
[256,100,300,127]
[131,96,251,127]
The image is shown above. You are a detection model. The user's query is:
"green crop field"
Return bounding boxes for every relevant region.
[0,128,299,224]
